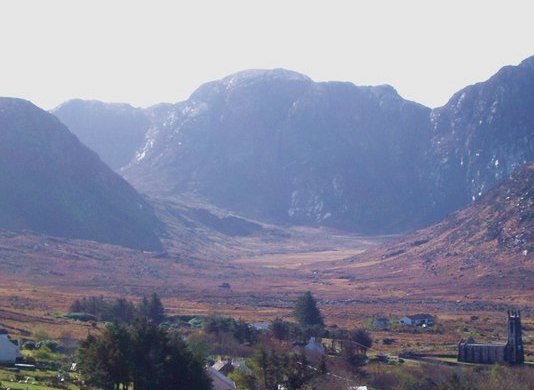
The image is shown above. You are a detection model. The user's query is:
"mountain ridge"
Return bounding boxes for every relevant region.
[50,56,534,236]
[0,97,163,251]
[124,68,433,233]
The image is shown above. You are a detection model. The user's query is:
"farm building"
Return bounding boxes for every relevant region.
[0,329,21,363]
[399,314,435,327]
[211,360,234,375]
[305,337,325,355]
[458,309,524,364]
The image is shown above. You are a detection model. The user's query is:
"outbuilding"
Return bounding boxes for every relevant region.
[399,314,435,327]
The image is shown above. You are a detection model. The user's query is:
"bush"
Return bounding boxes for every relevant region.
[36,339,59,353]
[383,338,395,345]
[32,328,50,342]
[65,312,98,322]
[33,344,53,360]
[22,341,37,350]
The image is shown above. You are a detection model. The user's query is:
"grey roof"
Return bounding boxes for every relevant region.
[207,367,236,390]
[461,343,506,347]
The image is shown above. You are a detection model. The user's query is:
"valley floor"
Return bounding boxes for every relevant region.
[0,227,532,362]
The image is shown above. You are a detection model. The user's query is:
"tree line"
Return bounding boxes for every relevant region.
[77,318,212,390]
[74,291,372,390]
[69,293,165,324]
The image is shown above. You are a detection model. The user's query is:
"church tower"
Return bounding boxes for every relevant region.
[505,309,524,364]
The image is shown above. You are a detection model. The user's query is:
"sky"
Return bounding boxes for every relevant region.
[1,0,533,110]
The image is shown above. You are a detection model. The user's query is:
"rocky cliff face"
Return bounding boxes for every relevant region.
[125,69,432,232]
[0,98,163,250]
[426,56,534,221]
[55,56,534,235]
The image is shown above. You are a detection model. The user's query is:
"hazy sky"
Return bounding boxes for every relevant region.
[1,0,533,109]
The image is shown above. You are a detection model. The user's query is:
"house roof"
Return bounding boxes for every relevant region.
[207,367,236,390]
[212,360,232,372]
[251,322,270,330]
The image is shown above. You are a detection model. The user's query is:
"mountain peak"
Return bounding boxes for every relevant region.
[221,68,312,87]
[53,98,138,112]
[0,97,40,113]
[519,54,534,68]
[125,68,432,233]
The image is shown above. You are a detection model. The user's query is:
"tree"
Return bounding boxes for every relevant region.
[267,349,283,389]
[271,317,290,341]
[77,318,211,390]
[138,293,165,324]
[158,332,213,390]
[77,335,107,389]
[77,324,131,390]
[293,291,324,331]
[286,350,313,389]
[340,339,358,367]
[319,354,327,374]
[253,346,270,390]
[234,319,253,344]
[228,368,257,390]
[351,329,373,357]
[187,333,212,363]
[100,324,132,390]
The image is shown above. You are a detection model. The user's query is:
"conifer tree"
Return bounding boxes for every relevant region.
[293,291,324,331]
[138,293,165,324]
[77,318,211,390]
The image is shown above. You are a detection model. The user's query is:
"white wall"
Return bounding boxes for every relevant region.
[0,334,20,363]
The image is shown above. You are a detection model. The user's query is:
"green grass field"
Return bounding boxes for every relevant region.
[0,367,81,390]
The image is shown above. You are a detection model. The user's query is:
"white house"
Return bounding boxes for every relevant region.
[0,329,21,363]
[305,337,325,355]
[399,314,435,327]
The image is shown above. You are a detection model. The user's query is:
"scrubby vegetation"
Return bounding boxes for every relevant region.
[68,293,164,325]
[1,291,532,390]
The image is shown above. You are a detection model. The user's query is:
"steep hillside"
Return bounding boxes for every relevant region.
[427,55,534,220]
[336,162,533,290]
[55,56,534,235]
[0,98,163,251]
[125,69,432,233]
[52,99,160,170]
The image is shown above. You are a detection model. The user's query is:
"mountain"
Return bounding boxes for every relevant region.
[337,162,533,289]
[125,69,432,233]
[54,56,534,235]
[52,99,172,170]
[0,98,163,251]
[426,55,534,221]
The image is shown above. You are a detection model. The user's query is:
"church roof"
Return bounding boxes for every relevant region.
[461,342,506,347]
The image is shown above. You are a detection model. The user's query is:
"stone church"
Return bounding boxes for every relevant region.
[458,309,524,364]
